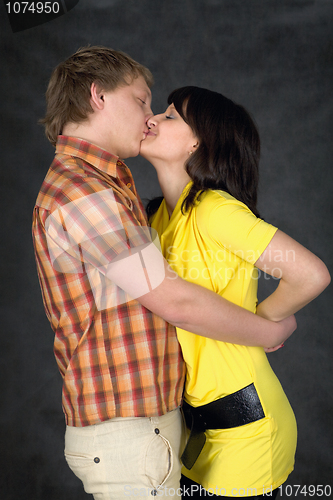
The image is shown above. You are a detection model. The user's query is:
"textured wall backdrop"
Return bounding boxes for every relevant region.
[0,1,332,499]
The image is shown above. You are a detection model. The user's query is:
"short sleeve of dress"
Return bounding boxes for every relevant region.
[196,191,278,264]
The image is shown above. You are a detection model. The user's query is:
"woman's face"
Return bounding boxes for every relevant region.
[140,104,198,167]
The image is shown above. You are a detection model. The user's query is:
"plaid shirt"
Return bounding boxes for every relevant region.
[32,136,185,427]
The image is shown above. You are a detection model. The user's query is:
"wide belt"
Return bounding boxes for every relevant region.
[181,383,265,470]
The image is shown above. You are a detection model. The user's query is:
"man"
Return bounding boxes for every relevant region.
[32,46,295,499]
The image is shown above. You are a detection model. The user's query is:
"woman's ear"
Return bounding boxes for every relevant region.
[188,140,199,156]
[90,82,105,111]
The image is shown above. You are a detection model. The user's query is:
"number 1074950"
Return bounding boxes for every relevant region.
[278,484,331,497]
[5,2,60,14]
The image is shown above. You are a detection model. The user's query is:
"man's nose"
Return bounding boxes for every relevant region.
[146,111,153,123]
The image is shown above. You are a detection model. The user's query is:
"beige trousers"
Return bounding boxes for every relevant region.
[64,408,184,499]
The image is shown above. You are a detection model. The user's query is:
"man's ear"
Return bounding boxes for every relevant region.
[90,82,105,111]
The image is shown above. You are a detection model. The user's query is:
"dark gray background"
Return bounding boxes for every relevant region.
[1,1,332,499]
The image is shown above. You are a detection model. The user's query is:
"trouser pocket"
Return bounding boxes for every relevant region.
[144,432,173,488]
[64,449,104,495]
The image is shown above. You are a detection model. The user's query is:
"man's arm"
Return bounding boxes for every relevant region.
[48,190,297,348]
[255,230,331,321]
[106,245,297,348]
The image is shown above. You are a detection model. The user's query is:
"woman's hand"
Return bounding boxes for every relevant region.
[260,314,297,350]
[264,343,285,353]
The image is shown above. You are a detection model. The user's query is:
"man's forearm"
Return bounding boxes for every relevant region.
[138,264,296,348]
[174,281,294,347]
[105,245,296,348]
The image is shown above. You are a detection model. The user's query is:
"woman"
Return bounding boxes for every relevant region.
[140,86,330,498]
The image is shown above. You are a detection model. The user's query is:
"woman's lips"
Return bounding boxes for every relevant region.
[144,129,156,138]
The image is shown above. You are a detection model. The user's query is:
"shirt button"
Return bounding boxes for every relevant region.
[117,160,122,166]
[154,428,160,434]
[127,183,132,188]
[94,457,100,463]
[151,490,157,496]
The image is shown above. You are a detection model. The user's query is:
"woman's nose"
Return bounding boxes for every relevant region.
[147,115,157,128]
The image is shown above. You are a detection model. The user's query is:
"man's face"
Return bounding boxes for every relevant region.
[102,76,153,159]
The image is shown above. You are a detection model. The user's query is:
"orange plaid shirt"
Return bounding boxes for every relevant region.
[32,136,185,427]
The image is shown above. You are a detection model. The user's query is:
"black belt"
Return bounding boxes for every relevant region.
[181,383,265,470]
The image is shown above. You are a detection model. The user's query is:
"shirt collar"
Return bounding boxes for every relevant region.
[55,135,126,178]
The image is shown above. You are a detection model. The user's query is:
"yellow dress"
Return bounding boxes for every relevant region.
[150,184,297,497]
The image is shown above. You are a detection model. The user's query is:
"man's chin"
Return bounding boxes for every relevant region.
[139,142,148,158]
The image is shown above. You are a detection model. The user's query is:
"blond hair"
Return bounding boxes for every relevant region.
[40,46,154,146]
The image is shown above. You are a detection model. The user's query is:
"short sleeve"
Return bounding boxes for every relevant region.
[45,186,152,275]
[197,191,278,263]
[43,182,165,311]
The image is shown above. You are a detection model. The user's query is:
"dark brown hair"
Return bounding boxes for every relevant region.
[147,86,260,218]
[40,46,154,146]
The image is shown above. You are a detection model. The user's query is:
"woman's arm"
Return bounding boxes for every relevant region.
[255,230,331,321]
